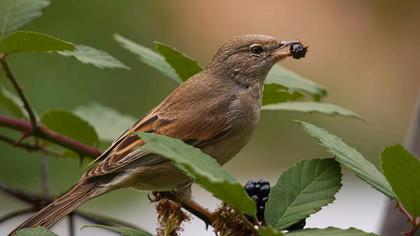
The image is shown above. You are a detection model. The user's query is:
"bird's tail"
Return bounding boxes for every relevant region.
[9,181,104,235]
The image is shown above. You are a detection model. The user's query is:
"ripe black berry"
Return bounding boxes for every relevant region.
[286,219,306,231]
[290,43,308,59]
[244,179,271,224]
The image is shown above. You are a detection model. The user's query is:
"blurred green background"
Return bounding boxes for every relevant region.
[1,0,419,235]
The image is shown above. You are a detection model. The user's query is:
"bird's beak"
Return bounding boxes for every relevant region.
[273,40,300,60]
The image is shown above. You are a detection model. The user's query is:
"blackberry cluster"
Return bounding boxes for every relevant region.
[244,179,271,223]
[290,43,308,59]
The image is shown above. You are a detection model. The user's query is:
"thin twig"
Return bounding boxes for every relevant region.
[396,201,420,236]
[0,183,52,208]
[0,114,101,157]
[0,183,147,231]
[0,134,66,158]
[75,211,145,230]
[0,135,38,151]
[396,201,414,223]
[0,55,38,132]
[68,213,75,236]
[0,208,34,224]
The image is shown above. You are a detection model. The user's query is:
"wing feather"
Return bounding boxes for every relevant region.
[84,75,237,179]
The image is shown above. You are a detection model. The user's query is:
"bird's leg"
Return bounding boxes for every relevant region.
[179,198,214,226]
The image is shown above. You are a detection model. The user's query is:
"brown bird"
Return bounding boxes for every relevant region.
[10,35,300,234]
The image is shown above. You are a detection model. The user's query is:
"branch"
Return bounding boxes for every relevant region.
[0,183,51,209]
[0,55,38,132]
[396,202,420,236]
[0,134,65,158]
[0,114,101,158]
[0,183,218,232]
[76,211,145,230]
[0,183,151,232]
[68,213,75,236]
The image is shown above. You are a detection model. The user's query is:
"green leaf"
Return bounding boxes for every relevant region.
[58,44,130,70]
[114,34,181,84]
[41,109,99,147]
[262,84,303,105]
[0,0,50,37]
[381,145,420,217]
[74,102,137,141]
[82,225,153,236]
[298,121,394,198]
[262,102,362,119]
[0,84,25,117]
[155,41,202,81]
[0,31,74,54]
[265,66,326,100]
[258,226,285,236]
[265,159,342,230]
[137,132,256,215]
[287,227,377,236]
[15,226,58,236]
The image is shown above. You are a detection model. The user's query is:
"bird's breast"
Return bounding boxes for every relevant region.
[203,83,262,165]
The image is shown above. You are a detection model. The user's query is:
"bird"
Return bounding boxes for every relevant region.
[10,35,300,234]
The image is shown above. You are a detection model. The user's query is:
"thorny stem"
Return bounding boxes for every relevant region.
[0,54,52,196]
[0,114,101,157]
[0,54,38,134]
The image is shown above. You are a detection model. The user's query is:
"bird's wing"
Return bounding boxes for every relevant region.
[84,78,236,179]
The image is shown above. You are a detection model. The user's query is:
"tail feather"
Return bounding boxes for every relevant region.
[10,181,103,235]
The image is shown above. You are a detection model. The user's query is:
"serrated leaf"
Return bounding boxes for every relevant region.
[114,34,181,84]
[58,44,129,70]
[154,41,202,81]
[74,102,137,141]
[298,121,394,198]
[0,0,50,37]
[15,226,57,236]
[262,102,362,119]
[0,31,74,54]
[262,84,303,105]
[258,226,285,236]
[41,109,99,147]
[82,225,153,236]
[0,84,25,117]
[137,132,256,215]
[381,145,420,217]
[265,159,342,230]
[286,227,377,236]
[266,66,326,100]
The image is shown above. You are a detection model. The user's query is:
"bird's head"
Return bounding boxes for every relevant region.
[207,35,300,86]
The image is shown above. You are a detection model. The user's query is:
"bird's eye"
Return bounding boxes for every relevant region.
[249,44,264,55]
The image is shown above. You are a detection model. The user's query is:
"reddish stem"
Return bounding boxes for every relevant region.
[0,114,101,158]
[395,201,419,236]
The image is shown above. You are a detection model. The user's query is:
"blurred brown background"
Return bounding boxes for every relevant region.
[1,0,419,235]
